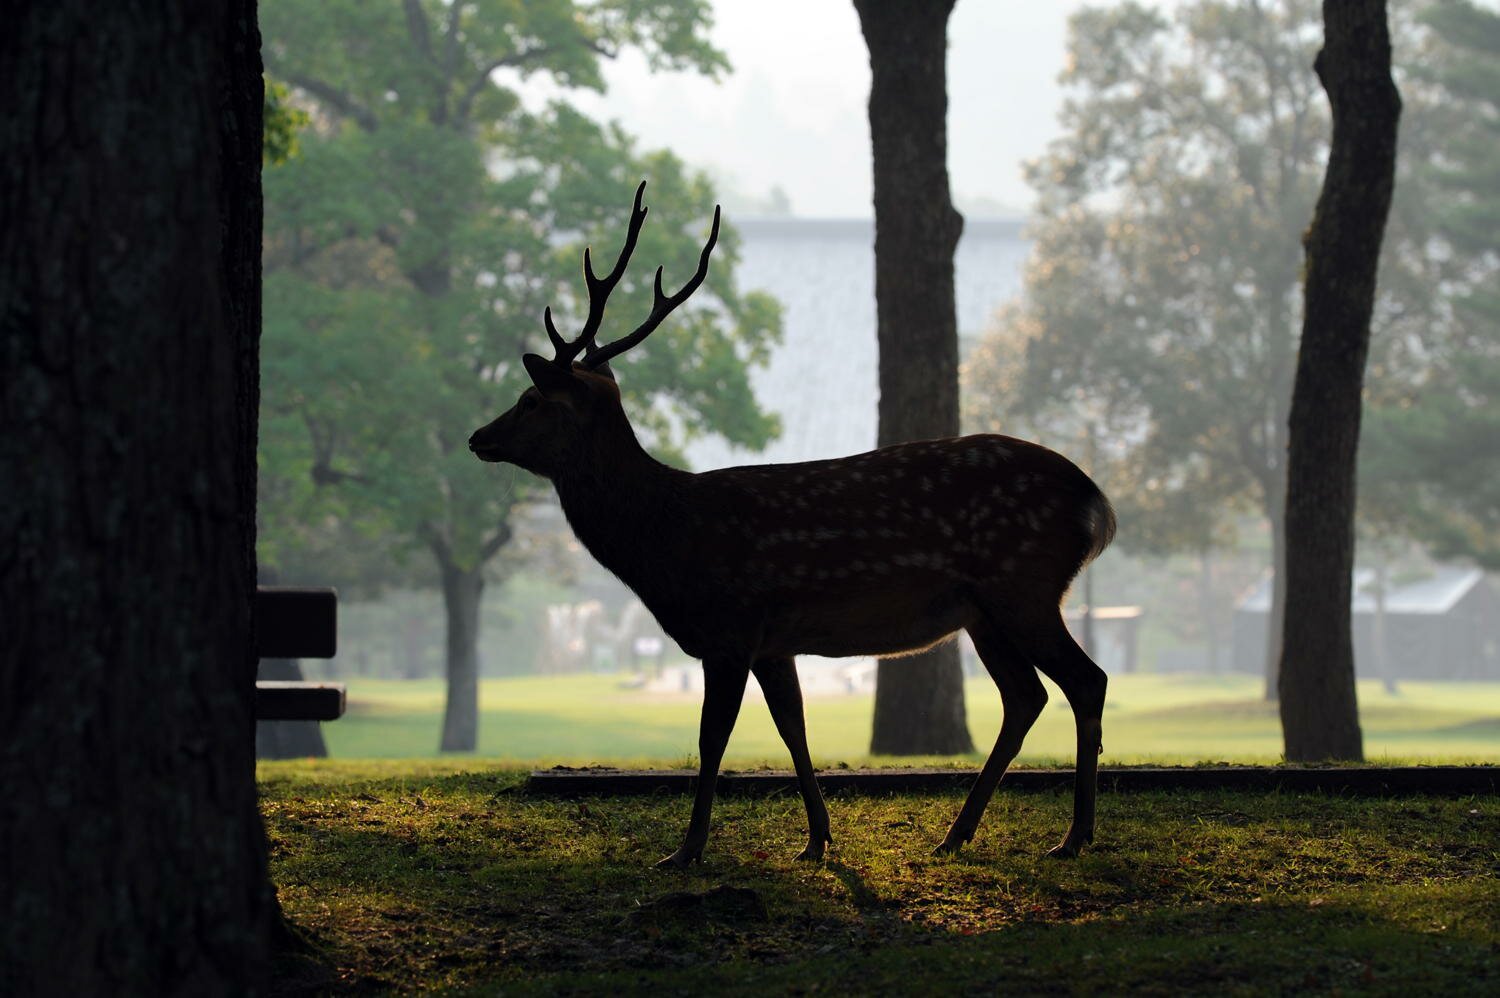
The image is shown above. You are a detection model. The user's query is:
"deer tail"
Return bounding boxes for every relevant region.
[1081,488,1116,567]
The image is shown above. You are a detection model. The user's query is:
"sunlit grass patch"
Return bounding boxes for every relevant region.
[311,673,1500,765]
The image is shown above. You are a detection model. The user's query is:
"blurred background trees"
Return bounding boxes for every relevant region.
[254,0,1499,762]
[1360,0,1500,570]
[964,0,1498,702]
[257,0,780,751]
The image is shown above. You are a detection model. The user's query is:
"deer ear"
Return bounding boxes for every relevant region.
[523,353,582,399]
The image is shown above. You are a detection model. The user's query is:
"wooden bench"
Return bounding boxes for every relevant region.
[255,586,344,721]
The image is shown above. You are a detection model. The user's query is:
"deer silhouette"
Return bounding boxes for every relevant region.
[470,183,1115,867]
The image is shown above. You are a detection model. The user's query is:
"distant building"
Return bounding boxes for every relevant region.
[684,216,1030,471]
[1231,567,1500,680]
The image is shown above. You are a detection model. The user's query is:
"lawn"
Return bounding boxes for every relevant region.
[260,761,1499,994]
[316,673,1500,765]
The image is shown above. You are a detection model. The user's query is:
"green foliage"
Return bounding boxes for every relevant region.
[263,77,309,165]
[257,0,780,586]
[259,764,1499,992]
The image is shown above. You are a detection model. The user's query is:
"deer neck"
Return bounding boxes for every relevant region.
[549,418,686,581]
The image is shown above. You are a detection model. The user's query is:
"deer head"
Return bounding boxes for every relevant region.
[468,182,720,479]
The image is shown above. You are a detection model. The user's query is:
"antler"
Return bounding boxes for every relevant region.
[542,181,722,372]
[544,181,649,367]
[582,202,720,371]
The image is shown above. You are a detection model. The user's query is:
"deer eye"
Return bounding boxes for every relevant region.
[518,394,539,414]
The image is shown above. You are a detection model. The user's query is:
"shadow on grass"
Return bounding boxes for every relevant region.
[263,779,1498,994]
[555,893,1499,997]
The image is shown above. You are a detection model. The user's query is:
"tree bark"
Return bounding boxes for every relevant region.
[439,561,485,752]
[1279,0,1400,762]
[0,1,274,991]
[855,0,973,756]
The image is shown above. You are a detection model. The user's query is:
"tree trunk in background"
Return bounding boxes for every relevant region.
[1264,479,1288,700]
[856,0,973,756]
[1372,554,1398,695]
[1261,269,1297,702]
[1200,549,1220,674]
[256,658,330,759]
[439,561,485,752]
[1280,0,1400,762]
[0,2,274,990]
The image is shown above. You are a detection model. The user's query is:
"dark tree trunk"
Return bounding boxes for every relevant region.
[439,561,485,752]
[256,658,330,759]
[1279,0,1400,762]
[855,0,973,756]
[0,1,274,991]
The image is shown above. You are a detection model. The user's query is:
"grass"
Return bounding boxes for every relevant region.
[260,761,1500,994]
[316,673,1500,765]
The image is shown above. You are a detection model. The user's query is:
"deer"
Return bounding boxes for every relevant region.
[469,183,1116,868]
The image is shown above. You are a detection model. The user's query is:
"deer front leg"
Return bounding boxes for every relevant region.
[657,657,749,869]
[751,656,831,861]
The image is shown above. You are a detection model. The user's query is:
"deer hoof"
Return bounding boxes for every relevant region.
[1045,834,1092,859]
[794,839,828,863]
[932,833,970,856]
[656,847,702,870]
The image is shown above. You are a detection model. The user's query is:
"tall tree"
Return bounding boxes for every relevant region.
[259,0,781,751]
[1278,1,1400,761]
[854,0,973,755]
[1,1,273,990]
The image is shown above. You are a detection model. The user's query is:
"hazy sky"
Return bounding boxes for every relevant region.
[545,1,1110,218]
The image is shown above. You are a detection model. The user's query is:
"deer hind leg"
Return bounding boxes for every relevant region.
[1017,614,1107,859]
[752,656,831,861]
[658,656,749,869]
[935,620,1048,855]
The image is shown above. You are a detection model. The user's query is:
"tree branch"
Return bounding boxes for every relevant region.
[455,47,554,124]
[403,0,433,64]
[441,0,463,78]
[479,522,514,563]
[284,72,379,132]
[419,522,453,569]
[405,0,456,124]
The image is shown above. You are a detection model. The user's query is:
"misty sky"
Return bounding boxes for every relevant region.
[531,1,1147,218]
